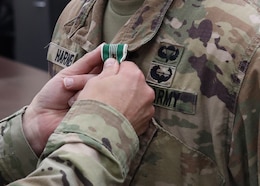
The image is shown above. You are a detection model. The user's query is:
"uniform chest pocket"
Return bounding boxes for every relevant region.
[125,128,225,186]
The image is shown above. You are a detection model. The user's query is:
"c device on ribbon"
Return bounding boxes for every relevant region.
[101,43,128,63]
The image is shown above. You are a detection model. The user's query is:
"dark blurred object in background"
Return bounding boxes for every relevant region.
[0,0,70,70]
[0,0,14,59]
[13,0,70,71]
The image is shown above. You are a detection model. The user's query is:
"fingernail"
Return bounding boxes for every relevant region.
[104,58,117,67]
[64,77,74,88]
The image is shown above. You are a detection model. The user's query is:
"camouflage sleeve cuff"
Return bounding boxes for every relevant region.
[0,107,38,182]
[53,100,139,177]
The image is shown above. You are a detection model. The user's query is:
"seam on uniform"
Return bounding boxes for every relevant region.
[119,0,173,50]
[67,0,97,38]
[244,0,260,12]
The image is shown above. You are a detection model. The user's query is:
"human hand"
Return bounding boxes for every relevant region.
[23,46,103,156]
[67,58,155,136]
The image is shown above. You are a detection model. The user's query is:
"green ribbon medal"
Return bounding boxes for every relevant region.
[101,43,128,63]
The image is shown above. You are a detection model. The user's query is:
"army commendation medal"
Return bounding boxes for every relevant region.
[101,43,128,63]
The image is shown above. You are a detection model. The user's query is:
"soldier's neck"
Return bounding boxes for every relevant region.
[109,0,145,16]
[103,0,145,42]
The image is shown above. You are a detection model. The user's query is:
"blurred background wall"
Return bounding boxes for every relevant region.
[0,0,70,71]
[0,0,14,59]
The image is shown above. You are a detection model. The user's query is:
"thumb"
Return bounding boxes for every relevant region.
[98,58,120,78]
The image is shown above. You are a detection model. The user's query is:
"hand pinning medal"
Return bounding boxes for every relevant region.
[101,43,128,63]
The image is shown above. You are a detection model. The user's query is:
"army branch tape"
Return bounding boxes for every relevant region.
[101,43,128,63]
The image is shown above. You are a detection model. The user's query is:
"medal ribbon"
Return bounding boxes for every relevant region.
[101,43,128,63]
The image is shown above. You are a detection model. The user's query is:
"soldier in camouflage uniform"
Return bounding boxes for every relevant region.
[1,0,260,185]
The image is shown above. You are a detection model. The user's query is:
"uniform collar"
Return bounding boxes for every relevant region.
[64,0,174,52]
[112,0,173,51]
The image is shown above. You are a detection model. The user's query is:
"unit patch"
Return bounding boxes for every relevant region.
[154,44,184,65]
[47,42,77,68]
[146,63,176,87]
[151,85,197,115]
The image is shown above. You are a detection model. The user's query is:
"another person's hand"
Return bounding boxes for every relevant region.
[23,46,103,156]
[68,58,155,136]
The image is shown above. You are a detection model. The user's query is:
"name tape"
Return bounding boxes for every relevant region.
[47,42,77,68]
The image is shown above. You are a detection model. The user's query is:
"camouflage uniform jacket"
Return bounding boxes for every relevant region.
[1,0,260,185]
[0,100,139,185]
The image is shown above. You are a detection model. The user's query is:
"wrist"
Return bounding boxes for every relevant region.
[22,106,43,156]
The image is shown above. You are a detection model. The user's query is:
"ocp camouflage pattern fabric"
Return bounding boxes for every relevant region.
[0,0,260,185]
[0,100,139,185]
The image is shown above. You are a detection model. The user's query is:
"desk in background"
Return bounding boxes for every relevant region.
[0,56,49,119]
